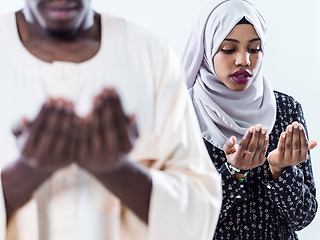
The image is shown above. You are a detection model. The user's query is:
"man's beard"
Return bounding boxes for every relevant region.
[44,28,77,39]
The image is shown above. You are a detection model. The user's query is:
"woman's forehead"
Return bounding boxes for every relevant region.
[224,24,260,41]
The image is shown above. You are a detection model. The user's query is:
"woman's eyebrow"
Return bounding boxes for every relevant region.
[224,38,239,43]
[223,38,261,43]
[249,38,261,42]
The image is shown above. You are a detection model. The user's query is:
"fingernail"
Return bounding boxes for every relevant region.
[56,98,64,110]
[288,126,292,132]
[293,123,298,129]
[255,125,261,132]
[66,102,74,113]
[45,98,53,107]
[261,128,267,134]
[249,127,254,133]
[282,133,286,138]
[299,124,303,130]
[265,135,269,141]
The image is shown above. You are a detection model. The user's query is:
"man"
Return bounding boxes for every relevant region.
[0,0,221,239]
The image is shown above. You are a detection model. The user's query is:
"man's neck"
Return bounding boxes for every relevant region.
[15,9,101,63]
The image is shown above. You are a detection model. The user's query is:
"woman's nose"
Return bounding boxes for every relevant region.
[235,52,250,66]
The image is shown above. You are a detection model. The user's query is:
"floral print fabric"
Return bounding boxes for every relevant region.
[205,91,317,240]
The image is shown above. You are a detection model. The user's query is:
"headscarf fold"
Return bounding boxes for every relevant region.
[182,0,276,149]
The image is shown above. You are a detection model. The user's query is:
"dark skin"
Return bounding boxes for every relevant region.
[223,124,317,180]
[1,0,152,224]
[16,0,101,63]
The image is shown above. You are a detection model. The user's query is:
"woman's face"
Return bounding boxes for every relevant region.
[213,24,262,91]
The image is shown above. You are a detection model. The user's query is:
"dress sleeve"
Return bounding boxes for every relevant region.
[203,141,250,224]
[146,38,222,240]
[216,163,249,223]
[262,101,318,231]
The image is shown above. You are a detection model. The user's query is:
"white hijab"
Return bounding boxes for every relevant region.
[182,0,276,149]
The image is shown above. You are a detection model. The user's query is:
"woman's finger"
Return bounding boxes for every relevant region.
[252,127,267,166]
[308,141,317,150]
[298,123,309,163]
[291,122,301,164]
[259,134,269,161]
[283,124,293,162]
[237,127,254,158]
[277,132,286,158]
[223,136,237,156]
[243,125,262,163]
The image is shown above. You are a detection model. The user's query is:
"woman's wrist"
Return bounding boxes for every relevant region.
[232,172,245,180]
[225,162,250,180]
[269,165,284,180]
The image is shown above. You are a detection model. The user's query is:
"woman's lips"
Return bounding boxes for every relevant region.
[231,71,252,84]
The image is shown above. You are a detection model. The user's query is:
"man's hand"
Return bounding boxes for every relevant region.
[75,88,138,175]
[223,124,269,179]
[18,98,77,174]
[73,88,150,223]
[1,98,77,221]
[3,90,151,224]
[267,122,317,179]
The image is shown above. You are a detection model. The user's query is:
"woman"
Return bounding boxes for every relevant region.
[182,0,318,239]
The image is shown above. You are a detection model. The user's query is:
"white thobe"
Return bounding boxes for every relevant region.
[0,12,221,240]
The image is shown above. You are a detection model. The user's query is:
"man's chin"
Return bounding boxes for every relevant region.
[44,28,77,39]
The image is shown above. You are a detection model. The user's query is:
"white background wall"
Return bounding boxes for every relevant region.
[0,0,319,239]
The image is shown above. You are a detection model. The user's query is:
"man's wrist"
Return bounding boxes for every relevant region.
[16,155,54,180]
[87,154,131,179]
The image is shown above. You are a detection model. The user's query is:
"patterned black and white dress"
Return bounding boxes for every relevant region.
[205,91,318,240]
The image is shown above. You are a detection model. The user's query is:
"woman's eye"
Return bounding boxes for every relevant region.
[249,48,261,53]
[222,49,235,54]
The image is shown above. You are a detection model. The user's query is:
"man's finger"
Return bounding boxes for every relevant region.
[75,118,88,163]
[100,91,118,159]
[108,89,132,153]
[22,100,51,156]
[34,99,62,161]
[54,102,74,160]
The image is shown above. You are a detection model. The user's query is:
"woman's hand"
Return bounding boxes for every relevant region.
[16,99,77,175]
[267,122,317,179]
[75,88,138,175]
[223,124,269,179]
